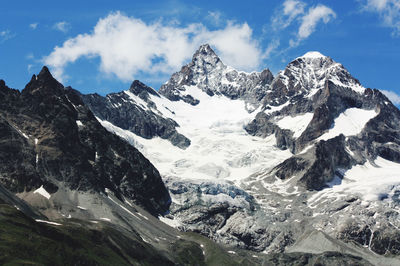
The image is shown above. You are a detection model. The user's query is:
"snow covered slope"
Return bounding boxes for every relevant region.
[84,44,400,262]
[98,85,292,184]
[318,108,378,141]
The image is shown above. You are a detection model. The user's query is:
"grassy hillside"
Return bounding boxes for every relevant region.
[0,203,174,265]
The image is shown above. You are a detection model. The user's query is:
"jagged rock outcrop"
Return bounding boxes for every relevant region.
[0,67,171,215]
[82,80,190,149]
[271,135,353,190]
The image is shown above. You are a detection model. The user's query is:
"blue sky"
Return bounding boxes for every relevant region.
[1,0,400,105]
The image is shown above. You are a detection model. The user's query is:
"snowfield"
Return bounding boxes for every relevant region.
[309,157,400,203]
[99,86,292,184]
[276,112,314,138]
[319,108,378,140]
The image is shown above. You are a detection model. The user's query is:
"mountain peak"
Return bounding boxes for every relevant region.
[22,66,64,96]
[196,44,215,55]
[192,44,221,64]
[129,80,159,97]
[33,66,61,86]
[38,66,52,77]
[300,51,326,59]
[34,66,58,84]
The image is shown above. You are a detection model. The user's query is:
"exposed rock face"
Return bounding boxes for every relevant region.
[165,179,256,242]
[245,53,400,192]
[0,67,170,215]
[271,135,353,190]
[159,44,274,109]
[82,80,191,149]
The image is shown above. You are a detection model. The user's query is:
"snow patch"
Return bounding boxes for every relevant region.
[124,90,149,110]
[107,194,140,219]
[35,219,62,226]
[137,212,149,220]
[264,101,291,115]
[159,216,182,228]
[309,157,400,203]
[33,185,51,199]
[319,108,378,141]
[276,113,314,138]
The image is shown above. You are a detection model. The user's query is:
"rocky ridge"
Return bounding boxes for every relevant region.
[0,67,170,216]
[82,80,191,149]
[159,44,274,109]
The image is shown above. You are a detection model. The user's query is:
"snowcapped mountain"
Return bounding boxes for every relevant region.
[0,57,375,265]
[1,43,399,264]
[159,44,274,109]
[83,44,400,264]
[1,67,275,265]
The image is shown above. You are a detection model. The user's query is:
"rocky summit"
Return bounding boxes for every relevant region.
[0,44,400,265]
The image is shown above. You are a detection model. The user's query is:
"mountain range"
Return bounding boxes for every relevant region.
[1,44,400,265]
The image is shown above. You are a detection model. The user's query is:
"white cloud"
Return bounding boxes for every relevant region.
[270,1,336,50]
[290,5,336,47]
[272,0,306,30]
[382,89,400,105]
[263,39,280,58]
[0,30,15,43]
[44,12,264,82]
[362,0,400,36]
[29,23,38,30]
[53,21,71,33]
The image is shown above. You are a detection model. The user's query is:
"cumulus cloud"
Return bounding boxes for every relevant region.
[44,12,263,82]
[272,0,306,30]
[298,5,336,40]
[361,0,400,36]
[290,5,336,47]
[382,89,400,105]
[29,23,39,30]
[270,1,336,49]
[53,21,71,33]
